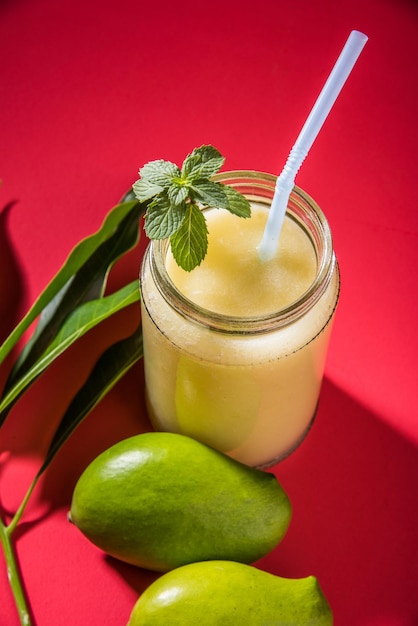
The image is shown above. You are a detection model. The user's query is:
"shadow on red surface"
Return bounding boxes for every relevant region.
[262,379,418,626]
[0,201,25,345]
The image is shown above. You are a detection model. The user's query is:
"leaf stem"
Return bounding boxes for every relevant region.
[0,519,32,625]
[8,477,38,535]
[0,476,39,625]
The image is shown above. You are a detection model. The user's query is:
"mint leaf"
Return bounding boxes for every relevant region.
[182,145,225,181]
[133,145,251,271]
[170,203,208,271]
[139,160,180,186]
[132,178,163,201]
[223,185,251,218]
[167,182,189,206]
[190,180,229,209]
[145,195,186,240]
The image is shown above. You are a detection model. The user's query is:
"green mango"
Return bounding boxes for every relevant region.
[127,560,333,625]
[69,432,291,572]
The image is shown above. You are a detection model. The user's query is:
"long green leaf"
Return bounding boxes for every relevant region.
[3,199,145,390]
[37,322,143,475]
[0,281,140,423]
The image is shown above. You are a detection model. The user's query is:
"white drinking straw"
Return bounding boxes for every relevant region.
[258,30,368,262]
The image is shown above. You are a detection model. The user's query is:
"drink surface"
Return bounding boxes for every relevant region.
[165,206,317,317]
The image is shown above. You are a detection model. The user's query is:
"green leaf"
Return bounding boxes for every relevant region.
[37,322,143,475]
[132,178,163,202]
[119,189,135,203]
[8,278,100,392]
[144,195,186,240]
[191,179,229,208]
[167,182,189,206]
[139,160,180,186]
[170,203,208,271]
[1,200,145,396]
[223,184,252,218]
[181,145,225,181]
[131,146,251,272]
[0,281,140,425]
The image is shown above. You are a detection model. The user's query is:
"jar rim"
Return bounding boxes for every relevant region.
[142,172,337,335]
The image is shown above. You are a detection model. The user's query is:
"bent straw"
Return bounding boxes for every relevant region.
[258,30,368,262]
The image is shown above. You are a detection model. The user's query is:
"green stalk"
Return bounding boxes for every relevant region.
[0,521,32,625]
[7,476,38,536]
[0,477,39,626]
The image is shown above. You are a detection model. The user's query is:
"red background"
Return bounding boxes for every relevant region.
[1,0,417,624]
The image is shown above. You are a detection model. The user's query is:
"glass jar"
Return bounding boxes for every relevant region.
[140,171,340,468]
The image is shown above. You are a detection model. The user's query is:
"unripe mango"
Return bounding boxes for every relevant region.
[69,432,291,572]
[127,560,333,625]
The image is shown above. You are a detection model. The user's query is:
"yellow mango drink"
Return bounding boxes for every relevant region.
[140,172,340,468]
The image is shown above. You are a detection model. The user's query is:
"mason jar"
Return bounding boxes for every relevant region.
[140,171,340,468]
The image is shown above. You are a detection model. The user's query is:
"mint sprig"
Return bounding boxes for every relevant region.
[132,145,251,271]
